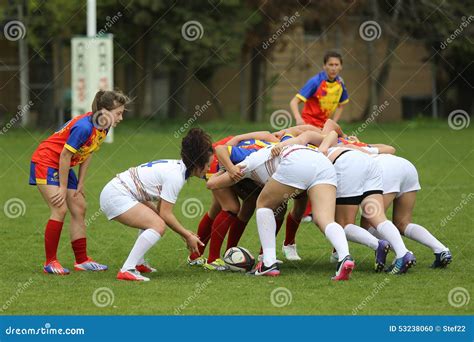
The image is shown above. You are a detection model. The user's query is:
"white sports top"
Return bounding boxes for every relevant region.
[239,144,315,186]
[115,159,187,203]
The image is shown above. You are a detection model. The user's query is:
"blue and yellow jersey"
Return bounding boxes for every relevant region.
[297,71,349,128]
[31,112,108,168]
[228,139,273,164]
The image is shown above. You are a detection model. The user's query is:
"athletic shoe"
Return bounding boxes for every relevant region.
[203,258,230,271]
[117,269,150,281]
[329,247,338,263]
[387,251,416,274]
[331,255,355,281]
[43,260,70,275]
[374,240,391,272]
[136,261,156,273]
[282,244,302,261]
[187,256,207,267]
[258,254,283,264]
[247,261,280,277]
[431,249,452,268]
[74,258,108,271]
[301,215,312,223]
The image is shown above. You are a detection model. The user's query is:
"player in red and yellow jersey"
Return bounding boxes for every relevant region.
[290,51,349,128]
[29,90,130,275]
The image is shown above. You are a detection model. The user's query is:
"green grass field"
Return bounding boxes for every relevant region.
[0,119,473,315]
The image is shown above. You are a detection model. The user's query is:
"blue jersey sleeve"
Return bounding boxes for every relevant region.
[229,146,254,164]
[297,75,322,102]
[65,124,92,153]
[339,79,349,104]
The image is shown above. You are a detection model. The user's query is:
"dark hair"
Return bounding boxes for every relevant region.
[323,51,343,65]
[181,128,213,176]
[91,89,131,113]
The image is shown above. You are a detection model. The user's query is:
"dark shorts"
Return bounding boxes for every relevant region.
[336,190,384,205]
[232,179,262,201]
[29,161,78,190]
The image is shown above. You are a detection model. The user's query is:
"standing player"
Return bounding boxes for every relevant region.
[99,128,212,282]
[29,90,129,275]
[289,51,349,222]
[290,51,349,128]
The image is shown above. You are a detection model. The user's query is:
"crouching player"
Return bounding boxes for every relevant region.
[29,90,129,275]
[99,128,212,281]
[362,154,452,268]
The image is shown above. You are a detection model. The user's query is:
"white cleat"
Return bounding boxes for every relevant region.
[282,244,302,261]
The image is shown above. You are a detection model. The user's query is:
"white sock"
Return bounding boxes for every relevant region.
[121,229,161,271]
[344,224,379,250]
[404,223,447,253]
[137,229,146,265]
[376,220,408,258]
[256,208,276,267]
[324,222,349,261]
[368,227,382,239]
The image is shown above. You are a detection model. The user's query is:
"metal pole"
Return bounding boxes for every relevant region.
[87,0,96,37]
[19,3,30,126]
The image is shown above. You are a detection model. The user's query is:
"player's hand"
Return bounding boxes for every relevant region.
[228,165,243,182]
[271,144,283,157]
[319,147,328,156]
[185,232,204,254]
[74,183,85,198]
[296,117,305,126]
[51,186,67,207]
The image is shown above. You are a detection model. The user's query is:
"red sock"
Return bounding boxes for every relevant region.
[303,200,312,217]
[208,210,238,263]
[226,218,248,250]
[259,218,284,255]
[71,238,88,264]
[44,219,63,264]
[284,213,301,246]
[190,212,214,260]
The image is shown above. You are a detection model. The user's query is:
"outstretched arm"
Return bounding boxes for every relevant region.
[226,131,279,145]
[206,170,236,190]
[215,145,243,182]
[317,131,339,155]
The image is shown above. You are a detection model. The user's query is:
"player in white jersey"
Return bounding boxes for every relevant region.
[209,137,356,281]
[362,154,452,268]
[99,128,213,281]
[275,131,416,274]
